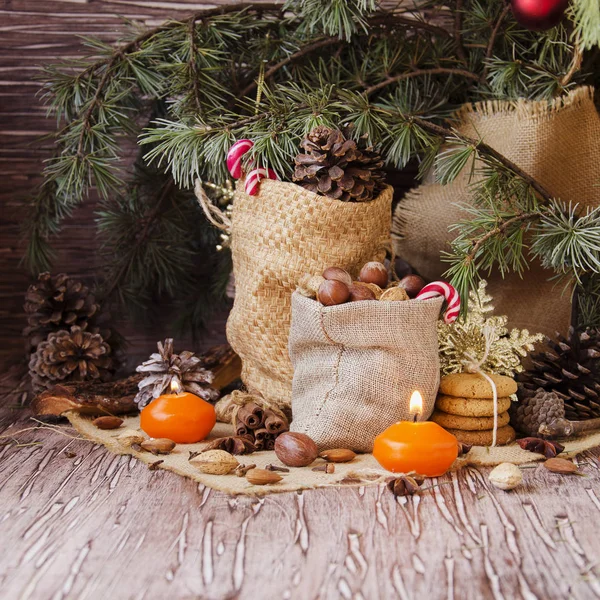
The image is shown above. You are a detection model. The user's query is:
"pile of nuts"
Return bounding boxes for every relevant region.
[299,262,426,306]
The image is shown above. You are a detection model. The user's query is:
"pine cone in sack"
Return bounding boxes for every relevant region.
[29,326,113,393]
[24,272,102,350]
[516,328,600,420]
[510,388,565,436]
[135,339,219,408]
[293,126,385,202]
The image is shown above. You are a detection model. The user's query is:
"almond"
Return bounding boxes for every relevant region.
[246,468,282,485]
[140,438,176,455]
[92,416,123,430]
[318,448,356,463]
[544,457,578,474]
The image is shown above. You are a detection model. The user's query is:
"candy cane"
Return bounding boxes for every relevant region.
[227,139,254,179]
[416,281,461,324]
[244,167,279,196]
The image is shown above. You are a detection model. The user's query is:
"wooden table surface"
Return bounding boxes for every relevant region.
[2,397,600,600]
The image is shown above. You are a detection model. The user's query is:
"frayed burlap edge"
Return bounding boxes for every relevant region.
[66,412,600,495]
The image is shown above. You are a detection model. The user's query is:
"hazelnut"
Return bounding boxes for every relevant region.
[488,463,523,490]
[274,432,318,467]
[359,262,388,288]
[380,286,409,301]
[92,416,123,430]
[398,275,426,298]
[349,283,376,302]
[322,267,352,287]
[317,280,350,306]
[189,449,239,475]
[352,281,383,299]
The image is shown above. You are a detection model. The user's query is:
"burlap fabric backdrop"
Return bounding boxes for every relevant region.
[227,179,393,410]
[289,293,444,452]
[393,86,600,338]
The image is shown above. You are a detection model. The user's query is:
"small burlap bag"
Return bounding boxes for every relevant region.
[224,179,393,410]
[393,86,600,338]
[289,292,444,452]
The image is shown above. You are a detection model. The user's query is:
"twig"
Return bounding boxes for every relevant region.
[407,115,554,202]
[365,67,480,95]
[188,17,203,114]
[561,44,583,87]
[482,4,511,82]
[453,0,468,64]
[466,212,540,263]
[237,37,342,100]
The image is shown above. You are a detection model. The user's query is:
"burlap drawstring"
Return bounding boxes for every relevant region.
[215,389,290,427]
[462,325,499,447]
[194,179,232,234]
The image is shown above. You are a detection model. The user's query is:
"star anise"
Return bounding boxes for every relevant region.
[516,437,565,458]
[457,442,473,456]
[387,475,425,497]
[201,435,256,455]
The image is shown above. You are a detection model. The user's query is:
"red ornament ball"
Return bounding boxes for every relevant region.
[510,0,569,31]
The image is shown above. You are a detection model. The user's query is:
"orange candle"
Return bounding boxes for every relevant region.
[373,391,458,477]
[140,380,216,444]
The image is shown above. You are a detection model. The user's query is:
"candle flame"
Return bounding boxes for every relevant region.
[409,390,423,418]
[170,378,183,394]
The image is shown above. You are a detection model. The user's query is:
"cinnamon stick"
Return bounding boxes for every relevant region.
[264,409,288,434]
[236,402,264,430]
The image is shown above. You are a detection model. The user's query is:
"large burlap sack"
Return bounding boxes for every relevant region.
[393,86,600,338]
[289,292,444,452]
[227,179,393,410]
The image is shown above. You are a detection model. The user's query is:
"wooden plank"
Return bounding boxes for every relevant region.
[1,402,600,598]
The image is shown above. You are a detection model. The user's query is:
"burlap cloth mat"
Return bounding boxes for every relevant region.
[67,413,600,496]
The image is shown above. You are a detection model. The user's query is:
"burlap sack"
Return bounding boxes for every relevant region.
[289,292,444,452]
[393,86,600,338]
[227,179,393,410]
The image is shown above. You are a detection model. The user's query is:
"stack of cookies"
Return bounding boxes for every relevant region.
[431,373,518,446]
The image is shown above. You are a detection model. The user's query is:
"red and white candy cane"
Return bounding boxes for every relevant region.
[416,281,461,324]
[244,167,279,196]
[226,139,254,179]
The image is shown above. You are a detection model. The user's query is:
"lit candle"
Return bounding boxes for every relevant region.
[140,379,216,444]
[373,391,458,477]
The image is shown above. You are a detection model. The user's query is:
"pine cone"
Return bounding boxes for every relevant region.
[135,339,219,408]
[516,328,600,420]
[29,326,113,393]
[510,388,565,436]
[24,272,102,351]
[293,126,386,202]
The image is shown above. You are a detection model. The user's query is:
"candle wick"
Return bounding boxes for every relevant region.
[412,412,418,423]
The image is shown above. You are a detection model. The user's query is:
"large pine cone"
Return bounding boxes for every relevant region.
[24,273,102,351]
[510,388,565,436]
[293,126,386,202]
[516,327,600,420]
[29,326,113,393]
[135,338,219,408]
